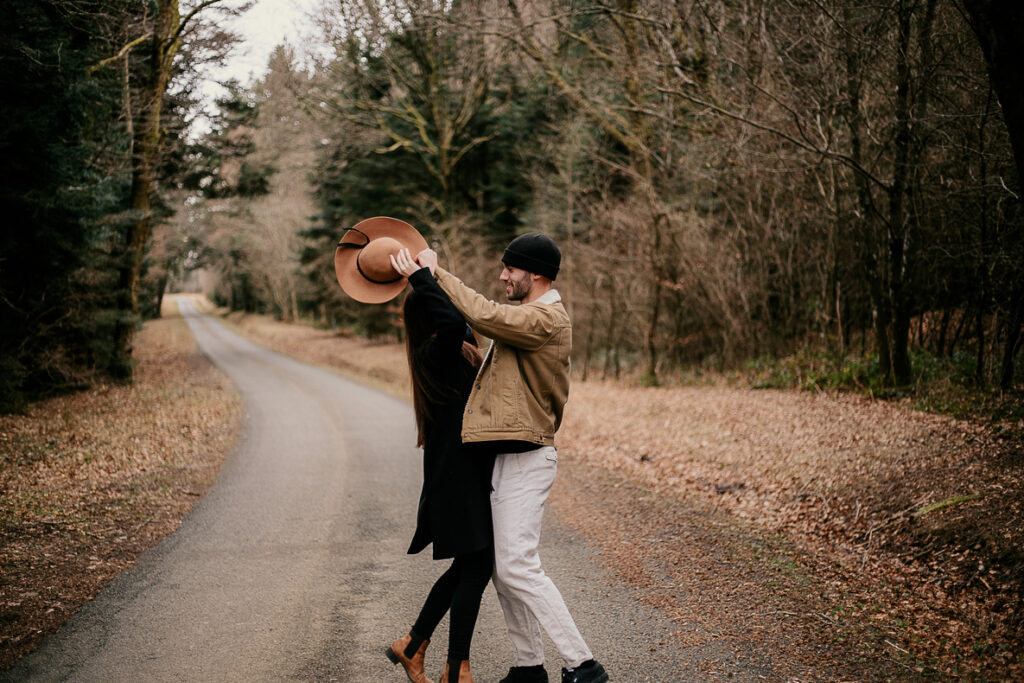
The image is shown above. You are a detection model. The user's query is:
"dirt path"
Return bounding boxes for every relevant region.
[3,298,691,681]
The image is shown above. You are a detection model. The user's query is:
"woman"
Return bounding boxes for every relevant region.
[385,248,494,683]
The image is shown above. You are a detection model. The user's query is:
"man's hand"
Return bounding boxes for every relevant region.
[415,249,438,276]
[389,248,422,278]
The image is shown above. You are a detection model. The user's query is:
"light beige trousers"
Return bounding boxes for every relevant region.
[491,446,593,668]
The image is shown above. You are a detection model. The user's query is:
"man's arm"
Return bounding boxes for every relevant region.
[433,266,560,351]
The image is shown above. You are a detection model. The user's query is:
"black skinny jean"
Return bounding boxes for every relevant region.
[412,546,493,661]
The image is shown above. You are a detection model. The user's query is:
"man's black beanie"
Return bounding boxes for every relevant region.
[502,232,561,281]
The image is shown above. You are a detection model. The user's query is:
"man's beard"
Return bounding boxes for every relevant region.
[506,273,532,301]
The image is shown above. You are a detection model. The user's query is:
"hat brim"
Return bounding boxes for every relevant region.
[334,216,428,304]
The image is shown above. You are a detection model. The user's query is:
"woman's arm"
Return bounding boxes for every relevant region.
[393,248,467,340]
[407,269,471,362]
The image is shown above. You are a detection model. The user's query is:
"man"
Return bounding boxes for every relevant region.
[410,234,608,683]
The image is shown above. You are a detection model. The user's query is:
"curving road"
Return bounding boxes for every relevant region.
[6,298,685,681]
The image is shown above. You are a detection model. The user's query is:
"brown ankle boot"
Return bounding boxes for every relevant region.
[439,660,474,683]
[385,634,433,683]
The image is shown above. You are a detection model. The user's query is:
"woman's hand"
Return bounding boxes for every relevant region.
[390,247,422,278]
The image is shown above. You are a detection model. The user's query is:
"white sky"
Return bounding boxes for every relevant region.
[204,0,327,89]
[230,0,324,81]
[194,0,329,131]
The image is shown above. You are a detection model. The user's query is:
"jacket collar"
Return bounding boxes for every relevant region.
[536,288,561,304]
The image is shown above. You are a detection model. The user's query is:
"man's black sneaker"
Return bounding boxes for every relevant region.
[561,659,609,683]
[500,664,549,683]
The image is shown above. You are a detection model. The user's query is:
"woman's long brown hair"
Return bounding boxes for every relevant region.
[404,290,483,447]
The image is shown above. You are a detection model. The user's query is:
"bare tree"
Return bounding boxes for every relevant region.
[91,0,249,378]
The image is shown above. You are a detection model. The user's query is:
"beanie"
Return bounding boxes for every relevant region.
[502,233,561,280]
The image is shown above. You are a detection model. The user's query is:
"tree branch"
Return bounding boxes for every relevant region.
[657,86,890,191]
[502,0,649,158]
[88,32,153,74]
[557,28,618,66]
[171,0,230,49]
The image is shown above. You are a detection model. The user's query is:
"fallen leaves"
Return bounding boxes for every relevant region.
[0,299,242,668]
[555,381,1023,678]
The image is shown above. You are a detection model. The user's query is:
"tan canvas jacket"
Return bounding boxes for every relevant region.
[434,267,571,446]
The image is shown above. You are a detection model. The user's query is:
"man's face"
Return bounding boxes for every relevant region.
[500,264,533,301]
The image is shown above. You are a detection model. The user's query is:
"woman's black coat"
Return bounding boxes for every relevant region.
[406,269,494,560]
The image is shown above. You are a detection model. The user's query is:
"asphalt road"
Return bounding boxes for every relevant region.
[6,298,686,682]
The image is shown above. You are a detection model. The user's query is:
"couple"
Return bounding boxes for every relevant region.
[333,219,608,683]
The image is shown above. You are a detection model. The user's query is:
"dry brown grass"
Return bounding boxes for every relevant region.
[0,299,242,669]
[559,382,1021,556]
[555,382,1023,678]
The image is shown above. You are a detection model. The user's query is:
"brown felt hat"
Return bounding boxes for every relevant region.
[334,216,428,303]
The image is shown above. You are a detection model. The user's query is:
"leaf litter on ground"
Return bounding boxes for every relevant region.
[0,299,242,669]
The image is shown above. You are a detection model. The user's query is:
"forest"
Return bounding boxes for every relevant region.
[2,0,1023,411]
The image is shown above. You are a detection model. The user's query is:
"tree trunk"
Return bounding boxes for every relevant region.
[975,302,986,388]
[111,0,182,380]
[951,308,970,356]
[843,6,892,383]
[872,291,893,382]
[603,303,619,381]
[887,0,938,387]
[156,275,168,318]
[960,1,1024,187]
[644,272,662,385]
[960,2,1024,388]
[976,88,994,388]
[581,302,597,382]
[1001,286,1023,390]
[618,0,662,386]
[891,299,912,386]
[935,306,952,356]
